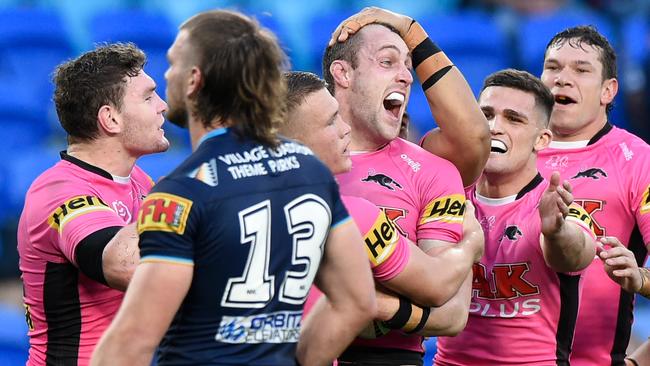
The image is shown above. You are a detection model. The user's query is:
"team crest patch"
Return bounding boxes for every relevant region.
[364,211,399,267]
[500,225,523,242]
[420,194,465,225]
[640,184,650,215]
[361,171,403,191]
[48,195,113,233]
[572,168,607,180]
[137,193,193,235]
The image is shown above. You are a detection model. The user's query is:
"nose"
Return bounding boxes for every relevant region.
[554,68,572,88]
[158,93,168,113]
[397,64,414,86]
[336,115,352,137]
[488,116,502,134]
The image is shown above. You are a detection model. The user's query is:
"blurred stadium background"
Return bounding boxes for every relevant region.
[0,0,649,365]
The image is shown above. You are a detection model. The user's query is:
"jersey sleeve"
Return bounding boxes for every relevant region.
[48,192,127,266]
[342,196,410,282]
[329,180,351,229]
[629,144,650,245]
[415,155,465,244]
[566,202,597,240]
[137,178,200,267]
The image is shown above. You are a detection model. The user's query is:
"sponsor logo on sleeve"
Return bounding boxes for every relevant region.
[363,211,399,267]
[566,203,595,235]
[137,193,193,235]
[641,184,650,215]
[48,195,113,233]
[420,194,465,225]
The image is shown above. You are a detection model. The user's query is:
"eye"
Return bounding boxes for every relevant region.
[380,59,393,67]
[482,111,493,119]
[544,64,558,71]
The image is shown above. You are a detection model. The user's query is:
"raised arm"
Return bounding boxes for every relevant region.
[540,172,597,272]
[330,7,490,186]
[297,220,377,366]
[91,261,193,366]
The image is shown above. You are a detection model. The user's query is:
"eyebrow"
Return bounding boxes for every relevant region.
[503,108,528,121]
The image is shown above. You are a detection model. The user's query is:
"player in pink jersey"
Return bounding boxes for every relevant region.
[17,43,169,366]
[282,72,484,342]
[599,237,650,366]
[436,69,598,365]
[323,8,489,363]
[538,25,650,365]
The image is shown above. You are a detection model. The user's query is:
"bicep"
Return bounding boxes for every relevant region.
[419,238,455,256]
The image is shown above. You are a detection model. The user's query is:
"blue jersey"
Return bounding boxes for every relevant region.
[136,128,350,365]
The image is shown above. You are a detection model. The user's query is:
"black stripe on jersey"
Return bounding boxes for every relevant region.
[60,150,114,181]
[555,272,580,366]
[44,262,81,366]
[515,173,543,200]
[587,122,613,145]
[610,226,648,365]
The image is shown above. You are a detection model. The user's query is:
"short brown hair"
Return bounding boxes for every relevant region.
[322,22,399,95]
[285,71,327,114]
[482,69,555,126]
[181,10,288,147]
[53,42,146,143]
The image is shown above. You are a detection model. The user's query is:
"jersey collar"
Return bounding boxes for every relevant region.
[198,127,228,147]
[60,150,115,181]
[548,122,612,149]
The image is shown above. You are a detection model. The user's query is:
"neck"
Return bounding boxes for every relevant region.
[67,138,136,177]
[477,165,539,199]
[551,113,607,142]
[189,116,228,150]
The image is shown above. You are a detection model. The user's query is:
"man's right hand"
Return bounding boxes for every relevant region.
[328,7,414,46]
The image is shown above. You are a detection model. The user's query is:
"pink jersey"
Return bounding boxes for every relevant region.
[337,138,465,353]
[436,175,596,365]
[303,195,411,316]
[17,152,153,366]
[538,124,650,365]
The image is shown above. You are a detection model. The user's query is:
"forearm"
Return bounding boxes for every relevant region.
[626,337,650,366]
[407,25,489,186]
[297,296,373,366]
[543,225,594,272]
[91,325,155,366]
[102,223,139,290]
[418,270,472,336]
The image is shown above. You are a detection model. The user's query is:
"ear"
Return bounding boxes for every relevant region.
[600,77,618,106]
[97,105,121,134]
[330,60,352,89]
[187,66,203,98]
[534,128,552,152]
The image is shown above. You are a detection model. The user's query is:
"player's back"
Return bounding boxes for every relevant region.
[537,124,650,365]
[138,128,348,365]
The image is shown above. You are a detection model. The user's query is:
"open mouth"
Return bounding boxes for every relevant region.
[383,92,404,119]
[490,139,508,154]
[554,94,576,105]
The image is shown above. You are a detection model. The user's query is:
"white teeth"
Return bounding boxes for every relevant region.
[490,139,507,153]
[385,92,405,103]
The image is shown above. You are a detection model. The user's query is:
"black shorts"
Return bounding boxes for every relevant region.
[338,346,424,366]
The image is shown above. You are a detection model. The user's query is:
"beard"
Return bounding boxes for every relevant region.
[166,103,189,128]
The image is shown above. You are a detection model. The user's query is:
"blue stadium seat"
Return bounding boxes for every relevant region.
[0,85,51,154]
[0,8,74,120]
[5,147,60,213]
[517,9,615,78]
[0,304,28,366]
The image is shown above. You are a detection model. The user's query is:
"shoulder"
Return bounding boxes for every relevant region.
[604,127,650,165]
[389,138,458,173]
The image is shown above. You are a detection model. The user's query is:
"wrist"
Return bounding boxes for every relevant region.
[639,268,650,298]
[625,356,640,366]
[404,21,428,51]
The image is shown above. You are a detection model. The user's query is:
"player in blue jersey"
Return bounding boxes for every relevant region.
[91,10,376,366]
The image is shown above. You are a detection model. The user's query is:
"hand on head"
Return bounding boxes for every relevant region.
[328,7,413,46]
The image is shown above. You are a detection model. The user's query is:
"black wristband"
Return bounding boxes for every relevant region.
[384,296,412,330]
[407,305,431,334]
[412,38,441,69]
[625,356,640,366]
[421,65,454,90]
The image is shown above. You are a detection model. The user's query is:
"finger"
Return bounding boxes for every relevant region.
[603,246,633,259]
[556,198,569,216]
[556,186,573,205]
[600,236,624,248]
[562,180,572,193]
[612,268,636,278]
[605,256,634,267]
